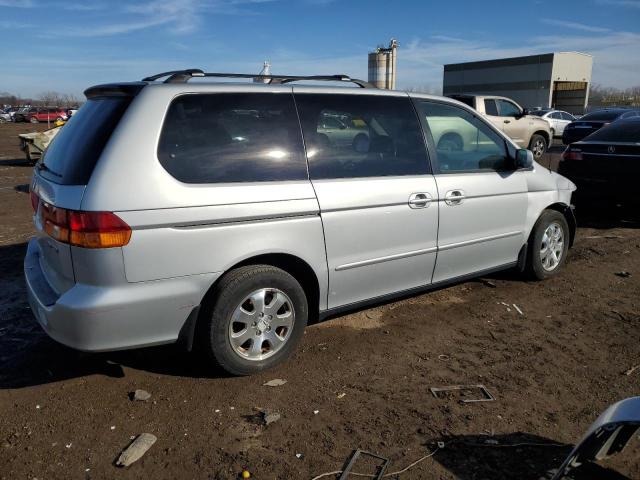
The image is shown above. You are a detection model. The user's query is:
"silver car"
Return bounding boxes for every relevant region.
[531,109,576,137]
[25,70,577,375]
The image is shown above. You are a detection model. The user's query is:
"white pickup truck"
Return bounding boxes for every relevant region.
[447,94,552,160]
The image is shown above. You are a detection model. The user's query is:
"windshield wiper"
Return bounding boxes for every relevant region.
[36,162,62,177]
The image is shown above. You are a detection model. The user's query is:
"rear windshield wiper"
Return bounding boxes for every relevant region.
[36,162,62,177]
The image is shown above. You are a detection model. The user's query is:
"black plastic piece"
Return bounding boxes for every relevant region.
[84,82,146,99]
[177,305,201,352]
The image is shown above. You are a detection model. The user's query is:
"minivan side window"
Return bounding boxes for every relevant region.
[415,100,509,173]
[295,94,430,179]
[158,93,307,184]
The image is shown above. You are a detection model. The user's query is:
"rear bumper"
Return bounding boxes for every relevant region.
[24,239,220,352]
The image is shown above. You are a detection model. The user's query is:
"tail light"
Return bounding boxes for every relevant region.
[561,148,583,161]
[32,193,131,248]
[30,190,39,212]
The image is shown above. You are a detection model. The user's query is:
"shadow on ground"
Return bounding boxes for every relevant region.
[0,158,32,167]
[433,433,632,480]
[0,242,230,389]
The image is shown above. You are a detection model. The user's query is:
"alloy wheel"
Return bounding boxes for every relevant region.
[540,222,564,271]
[228,288,295,361]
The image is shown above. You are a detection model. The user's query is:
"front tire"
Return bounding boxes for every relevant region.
[528,134,547,160]
[525,210,569,280]
[200,265,308,375]
[29,117,39,124]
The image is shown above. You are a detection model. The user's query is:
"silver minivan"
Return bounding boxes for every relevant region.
[25,70,576,375]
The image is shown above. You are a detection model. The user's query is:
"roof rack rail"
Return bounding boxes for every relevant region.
[142,69,375,88]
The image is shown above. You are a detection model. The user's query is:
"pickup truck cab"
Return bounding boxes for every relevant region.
[448,94,551,160]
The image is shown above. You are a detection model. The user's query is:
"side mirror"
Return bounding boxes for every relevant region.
[521,108,529,116]
[514,148,533,169]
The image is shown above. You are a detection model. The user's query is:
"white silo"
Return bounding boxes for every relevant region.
[368,39,398,89]
[254,61,271,83]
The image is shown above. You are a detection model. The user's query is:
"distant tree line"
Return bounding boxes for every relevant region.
[588,84,640,107]
[0,91,83,108]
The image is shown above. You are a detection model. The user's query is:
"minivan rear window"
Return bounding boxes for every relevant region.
[39,97,131,185]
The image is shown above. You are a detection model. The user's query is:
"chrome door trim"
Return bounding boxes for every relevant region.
[335,246,438,271]
[438,231,522,252]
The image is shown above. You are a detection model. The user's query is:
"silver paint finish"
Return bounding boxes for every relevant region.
[431,171,528,283]
[25,81,577,353]
[311,175,439,308]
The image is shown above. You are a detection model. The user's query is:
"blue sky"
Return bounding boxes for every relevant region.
[1,0,639,98]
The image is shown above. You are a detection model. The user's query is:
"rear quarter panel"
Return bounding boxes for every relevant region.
[81,84,329,310]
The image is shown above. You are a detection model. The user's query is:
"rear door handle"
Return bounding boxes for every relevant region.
[408,192,432,209]
[444,190,465,206]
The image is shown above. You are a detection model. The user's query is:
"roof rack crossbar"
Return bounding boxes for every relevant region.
[142,70,375,88]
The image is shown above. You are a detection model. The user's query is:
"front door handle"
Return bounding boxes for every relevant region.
[444,190,465,206]
[408,192,432,209]
[504,119,511,124]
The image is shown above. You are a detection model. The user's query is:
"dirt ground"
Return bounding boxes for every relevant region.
[0,122,638,480]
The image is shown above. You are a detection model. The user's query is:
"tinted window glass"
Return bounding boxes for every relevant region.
[561,112,575,121]
[551,112,562,119]
[484,99,499,116]
[497,99,521,117]
[295,94,429,179]
[581,110,625,121]
[158,93,307,184]
[450,96,475,108]
[40,97,132,185]
[415,100,509,173]
[583,120,640,142]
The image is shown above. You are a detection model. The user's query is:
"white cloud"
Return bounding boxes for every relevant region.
[0,0,34,7]
[596,0,640,8]
[541,18,610,33]
[50,0,277,37]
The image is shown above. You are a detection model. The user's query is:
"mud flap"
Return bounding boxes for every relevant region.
[177,305,200,352]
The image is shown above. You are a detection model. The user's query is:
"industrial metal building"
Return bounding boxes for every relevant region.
[443,52,593,114]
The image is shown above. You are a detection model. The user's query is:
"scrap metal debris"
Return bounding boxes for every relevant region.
[18,127,62,163]
[310,444,443,480]
[116,433,157,467]
[615,271,632,278]
[624,365,639,376]
[263,379,287,387]
[480,279,497,288]
[513,304,524,316]
[430,384,496,403]
[338,449,390,480]
[130,389,151,401]
[261,410,281,426]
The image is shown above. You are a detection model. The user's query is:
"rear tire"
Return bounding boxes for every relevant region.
[200,265,308,375]
[525,210,569,280]
[528,134,547,160]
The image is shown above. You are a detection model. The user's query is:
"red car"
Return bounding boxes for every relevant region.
[24,107,68,123]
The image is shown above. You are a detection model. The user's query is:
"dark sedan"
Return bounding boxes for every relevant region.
[562,108,640,144]
[558,118,640,209]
